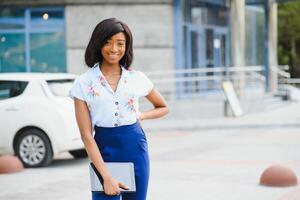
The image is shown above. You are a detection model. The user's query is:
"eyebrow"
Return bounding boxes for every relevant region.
[107,39,126,42]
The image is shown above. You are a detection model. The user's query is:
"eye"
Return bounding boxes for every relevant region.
[104,41,112,46]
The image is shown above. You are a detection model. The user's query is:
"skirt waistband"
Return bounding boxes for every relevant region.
[94,122,141,135]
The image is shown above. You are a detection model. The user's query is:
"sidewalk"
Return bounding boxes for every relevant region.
[0,101,299,200]
[142,101,299,132]
[144,101,300,200]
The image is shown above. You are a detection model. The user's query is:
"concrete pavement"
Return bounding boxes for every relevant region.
[0,101,300,200]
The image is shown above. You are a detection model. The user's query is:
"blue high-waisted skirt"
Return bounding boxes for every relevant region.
[92,122,150,200]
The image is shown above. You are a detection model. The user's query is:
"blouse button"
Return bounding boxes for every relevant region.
[115,113,118,116]
[115,101,119,105]
[114,123,118,127]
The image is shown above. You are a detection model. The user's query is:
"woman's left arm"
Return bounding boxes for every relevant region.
[139,89,169,120]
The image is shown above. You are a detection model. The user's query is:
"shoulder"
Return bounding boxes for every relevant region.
[75,67,95,84]
[124,68,153,96]
[124,67,153,88]
[70,67,95,100]
[125,67,148,79]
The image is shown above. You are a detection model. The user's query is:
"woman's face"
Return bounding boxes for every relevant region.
[101,32,126,66]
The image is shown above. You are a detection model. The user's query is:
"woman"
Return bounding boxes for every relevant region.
[70,18,169,200]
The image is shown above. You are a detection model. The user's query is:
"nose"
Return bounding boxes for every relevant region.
[110,43,118,52]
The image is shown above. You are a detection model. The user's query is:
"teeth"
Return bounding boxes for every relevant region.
[108,54,118,59]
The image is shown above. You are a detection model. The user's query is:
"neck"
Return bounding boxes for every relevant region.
[100,62,121,76]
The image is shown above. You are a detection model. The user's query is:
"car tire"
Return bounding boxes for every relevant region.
[15,129,53,168]
[69,149,88,159]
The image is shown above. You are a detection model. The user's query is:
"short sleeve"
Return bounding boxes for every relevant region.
[69,78,85,101]
[138,71,154,96]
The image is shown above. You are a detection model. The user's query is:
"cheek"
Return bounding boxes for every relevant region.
[120,48,126,56]
[100,48,106,56]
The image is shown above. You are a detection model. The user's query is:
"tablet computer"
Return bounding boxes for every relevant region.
[89,162,136,193]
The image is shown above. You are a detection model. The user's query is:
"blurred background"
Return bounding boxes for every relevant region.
[1,0,300,200]
[1,0,300,118]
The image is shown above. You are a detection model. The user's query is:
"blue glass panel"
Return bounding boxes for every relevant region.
[245,6,265,66]
[191,5,228,26]
[0,8,25,30]
[30,9,64,30]
[246,0,265,5]
[0,33,26,72]
[192,0,227,7]
[30,32,66,72]
[0,8,24,18]
[0,7,66,73]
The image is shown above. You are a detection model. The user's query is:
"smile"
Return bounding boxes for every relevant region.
[107,54,120,59]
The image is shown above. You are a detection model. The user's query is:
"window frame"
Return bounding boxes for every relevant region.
[0,7,66,72]
[0,80,29,100]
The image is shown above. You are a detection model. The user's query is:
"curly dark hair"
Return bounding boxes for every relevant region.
[84,18,133,69]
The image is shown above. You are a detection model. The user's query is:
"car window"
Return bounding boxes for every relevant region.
[0,81,28,100]
[47,79,74,97]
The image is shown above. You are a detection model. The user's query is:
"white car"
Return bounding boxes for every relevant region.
[0,73,86,167]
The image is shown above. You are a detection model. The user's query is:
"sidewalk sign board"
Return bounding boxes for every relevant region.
[222,81,243,117]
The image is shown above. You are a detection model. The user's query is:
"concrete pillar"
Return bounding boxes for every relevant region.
[230,0,245,96]
[267,0,278,94]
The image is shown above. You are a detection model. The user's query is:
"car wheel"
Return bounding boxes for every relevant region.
[15,129,53,167]
[69,149,88,158]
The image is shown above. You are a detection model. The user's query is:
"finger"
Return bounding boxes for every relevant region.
[104,191,112,196]
[109,192,119,196]
[119,182,129,190]
[104,189,116,196]
[110,188,120,196]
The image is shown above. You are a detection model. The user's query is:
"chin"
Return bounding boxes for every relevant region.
[105,59,120,65]
[109,61,121,65]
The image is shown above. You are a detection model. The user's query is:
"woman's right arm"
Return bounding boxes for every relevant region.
[73,98,128,195]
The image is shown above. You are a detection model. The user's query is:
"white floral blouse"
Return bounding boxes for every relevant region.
[70,63,153,128]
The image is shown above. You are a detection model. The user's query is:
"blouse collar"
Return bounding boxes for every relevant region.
[92,62,128,94]
[92,62,128,78]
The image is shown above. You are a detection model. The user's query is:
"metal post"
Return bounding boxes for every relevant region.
[264,1,270,92]
[25,9,31,72]
[267,0,278,94]
[230,0,246,97]
[174,0,184,99]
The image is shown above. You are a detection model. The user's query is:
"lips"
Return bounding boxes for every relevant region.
[107,54,119,59]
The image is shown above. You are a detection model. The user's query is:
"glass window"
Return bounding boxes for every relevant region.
[246,0,265,5]
[0,8,24,18]
[0,81,28,100]
[245,5,265,65]
[191,6,228,26]
[191,31,199,68]
[47,79,74,97]
[191,7,207,25]
[30,9,64,30]
[0,8,25,30]
[30,32,66,72]
[0,7,65,73]
[206,29,214,62]
[0,33,26,72]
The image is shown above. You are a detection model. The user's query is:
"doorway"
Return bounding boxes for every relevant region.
[186,25,228,92]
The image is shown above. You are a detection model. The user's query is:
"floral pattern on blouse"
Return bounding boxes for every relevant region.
[126,94,137,113]
[70,63,154,127]
[86,81,99,98]
[99,75,106,87]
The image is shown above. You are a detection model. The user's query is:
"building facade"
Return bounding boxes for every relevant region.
[0,0,280,93]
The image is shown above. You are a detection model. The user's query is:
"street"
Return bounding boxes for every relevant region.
[1,102,300,200]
